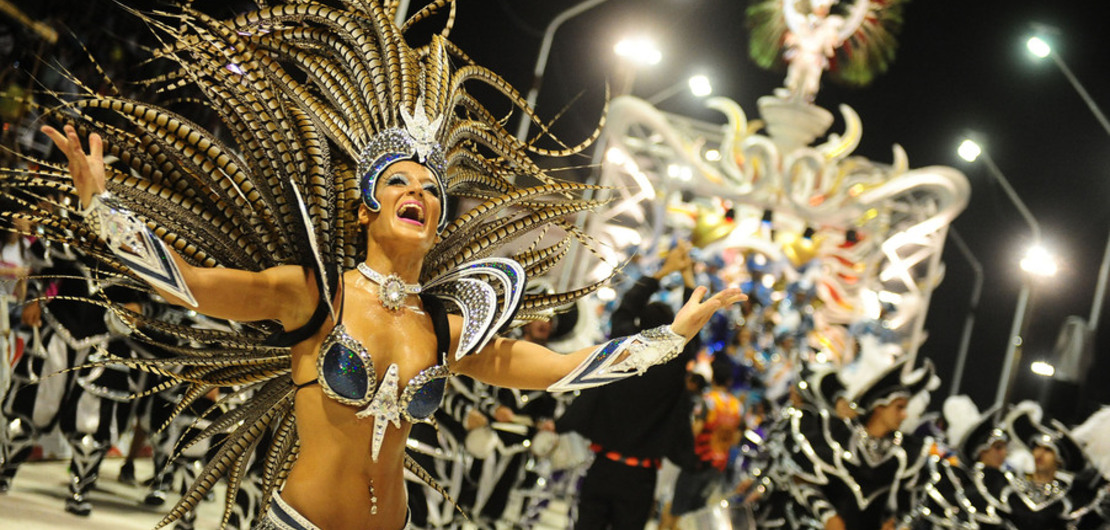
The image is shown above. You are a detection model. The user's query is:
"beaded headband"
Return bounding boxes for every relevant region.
[357,105,448,231]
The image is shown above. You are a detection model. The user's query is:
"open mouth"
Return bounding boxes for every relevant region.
[397,201,426,226]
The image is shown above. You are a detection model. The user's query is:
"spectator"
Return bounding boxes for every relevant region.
[559,241,703,530]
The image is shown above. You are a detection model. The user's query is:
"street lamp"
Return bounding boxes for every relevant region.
[514,0,611,141]
[609,35,663,98]
[947,228,983,398]
[1031,360,1055,377]
[1020,245,1058,277]
[645,74,714,105]
[613,36,662,66]
[956,137,1054,408]
[1025,29,1110,336]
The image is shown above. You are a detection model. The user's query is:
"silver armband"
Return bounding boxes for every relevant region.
[83,192,197,307]
[546,325,687,392]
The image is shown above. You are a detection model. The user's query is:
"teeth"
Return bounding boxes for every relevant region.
[399,203,424,222]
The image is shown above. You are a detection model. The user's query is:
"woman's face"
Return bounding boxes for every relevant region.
[362,160,442,251]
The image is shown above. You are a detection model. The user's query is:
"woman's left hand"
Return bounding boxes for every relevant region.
[671,286,745,339]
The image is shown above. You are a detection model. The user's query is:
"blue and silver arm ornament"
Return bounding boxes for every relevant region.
[546,325,686,392]
[82,191,197,307]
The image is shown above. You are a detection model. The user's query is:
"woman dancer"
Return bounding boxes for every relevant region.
[17,1,743,528]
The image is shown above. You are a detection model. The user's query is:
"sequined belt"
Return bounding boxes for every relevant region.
[589,443,660,469]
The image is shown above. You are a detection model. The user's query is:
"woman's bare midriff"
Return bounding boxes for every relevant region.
[282,387,412,530]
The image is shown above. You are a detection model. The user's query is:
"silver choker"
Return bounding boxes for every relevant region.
[357,263,422,311]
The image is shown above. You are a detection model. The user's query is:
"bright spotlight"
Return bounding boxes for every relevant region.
[1031,361,1055,377]
[1020,245,1058,277]
[688,75,712,97]
[1026,36,1051,59]
[704,148,722,162]
[614,37,662,66]
[957,139,982,162]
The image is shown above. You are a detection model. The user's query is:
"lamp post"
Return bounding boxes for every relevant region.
[514,0,611,142]
[1026,32,1110,337]
[947,228,982,398]
[957,138,1057,408]
[554,33,660,292]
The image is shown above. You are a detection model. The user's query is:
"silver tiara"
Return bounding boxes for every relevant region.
[358,105,448,231]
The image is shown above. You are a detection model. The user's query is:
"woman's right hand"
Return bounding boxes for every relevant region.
[41,124,106,209]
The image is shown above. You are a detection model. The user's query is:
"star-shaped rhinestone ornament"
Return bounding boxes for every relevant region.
[401,104,444,164]
[356,363,402,462]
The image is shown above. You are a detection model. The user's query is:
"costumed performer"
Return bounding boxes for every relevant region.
[15,1,745,529]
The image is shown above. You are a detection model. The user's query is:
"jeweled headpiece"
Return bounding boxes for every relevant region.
[358,105,449,231]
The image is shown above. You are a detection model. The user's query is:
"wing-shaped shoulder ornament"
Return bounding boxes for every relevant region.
[423,257,526,361]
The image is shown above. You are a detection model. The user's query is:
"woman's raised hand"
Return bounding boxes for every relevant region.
[40,124,106,209]
[670,285,745,339]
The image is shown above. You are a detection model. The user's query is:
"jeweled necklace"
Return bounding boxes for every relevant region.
[357,262,422,311]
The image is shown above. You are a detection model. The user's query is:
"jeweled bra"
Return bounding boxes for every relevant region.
[294,285,452,462]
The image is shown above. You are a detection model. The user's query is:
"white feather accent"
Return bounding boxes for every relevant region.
[1006,400,1044,429]
[900,392,932,433]
[1072,406,1110,480]
[841,334,900,398]
[943,395,981,449]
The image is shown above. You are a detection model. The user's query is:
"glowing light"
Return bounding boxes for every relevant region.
[614,37,662,66]
[688,75,712,97]
[957,139,982,162]
[704,148,721,162]
[1026,36,1051,59]
[1031,361,1055,377]
[597,286,617,302]
[1020,245,1058,277]
[667,164,692,181]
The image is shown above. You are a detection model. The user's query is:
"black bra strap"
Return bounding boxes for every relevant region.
[293,378,319,390]
[421,294,452,364]
[265,263,341,347]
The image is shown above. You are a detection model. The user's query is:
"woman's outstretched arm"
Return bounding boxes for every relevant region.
[452,285,744,390]
[41,125,316,328]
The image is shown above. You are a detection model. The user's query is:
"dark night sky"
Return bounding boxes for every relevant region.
[6,0,1109,421]
[439,0,1110,421]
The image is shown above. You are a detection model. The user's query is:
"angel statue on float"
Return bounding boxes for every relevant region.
[748,0,907,102]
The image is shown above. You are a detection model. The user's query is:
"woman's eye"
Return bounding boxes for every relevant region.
[387,174,409,186]
[423,184,440,198]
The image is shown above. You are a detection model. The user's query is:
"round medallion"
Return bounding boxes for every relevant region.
[378,274,408,311]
